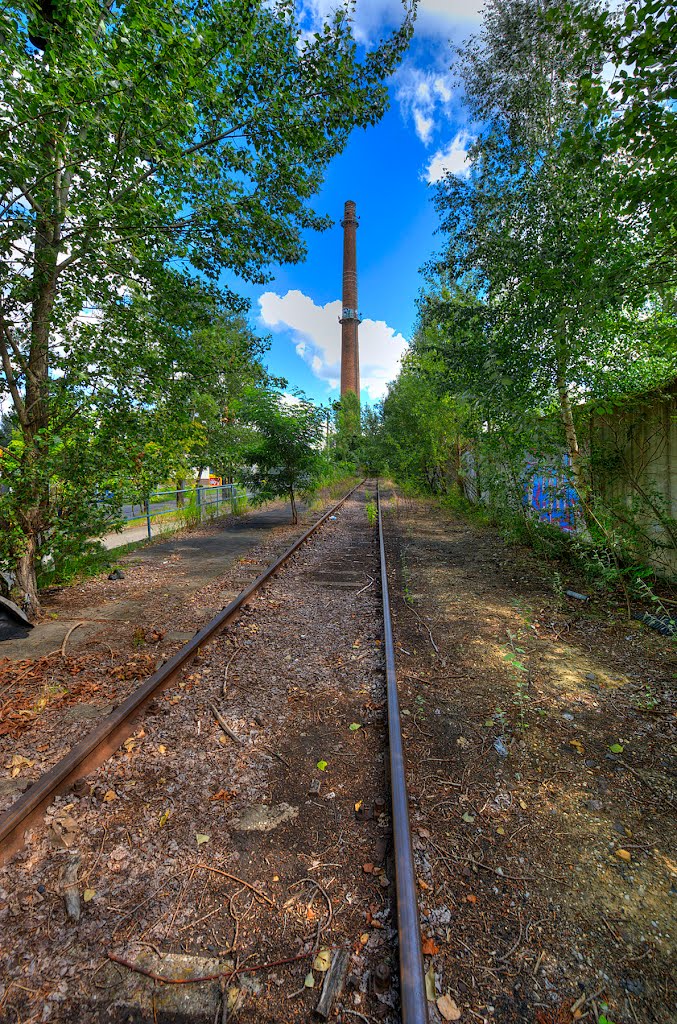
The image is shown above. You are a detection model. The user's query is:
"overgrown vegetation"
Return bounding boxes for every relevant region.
[375,0,677,596]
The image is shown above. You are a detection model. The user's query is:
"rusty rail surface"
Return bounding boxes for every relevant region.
[377,482,429,1024]
[0,481,364,863]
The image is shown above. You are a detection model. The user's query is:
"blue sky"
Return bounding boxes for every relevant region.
[233,0,483,407]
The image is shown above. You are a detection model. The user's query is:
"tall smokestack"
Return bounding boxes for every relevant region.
[339,200,361,400]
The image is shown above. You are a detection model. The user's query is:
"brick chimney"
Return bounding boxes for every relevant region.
[339,200,361,400]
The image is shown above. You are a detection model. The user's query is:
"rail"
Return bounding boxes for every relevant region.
[0,480,363,863]
[378,481,429,1024]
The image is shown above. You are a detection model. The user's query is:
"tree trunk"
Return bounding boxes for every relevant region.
[556,374,586,494]
[555,339,593,535]
[176,477,185,507]
[15,219,59,620]
[289,488,298,525]
[14,532,40,618]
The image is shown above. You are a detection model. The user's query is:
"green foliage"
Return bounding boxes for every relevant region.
[240,389,328,524]
[381,0,676,595]
[37,542,114,589]
[0,0,415,612]
[332,391,361,462]
[365,501,377,527]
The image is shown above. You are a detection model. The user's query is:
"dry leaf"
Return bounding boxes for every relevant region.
[569,739,585,754]
[158,809,171,827]
[359,933,369,945]
[418,878,432,891]
[422,937,440,955]
[195,833,210,846]
[466,894,477,904]
[157,744,167,755]
[313,949,331,972]
[103,789,117,802]
[210,789,234,802]
[354,799,363,812]
[437,994,462,1021]
[6,754,34,778]
[304,972,315,988]
[615,849,631,862]
[83,889,95,903]
[425,964,437,1001]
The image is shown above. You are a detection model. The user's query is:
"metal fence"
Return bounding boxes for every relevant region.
[121,484,248,540]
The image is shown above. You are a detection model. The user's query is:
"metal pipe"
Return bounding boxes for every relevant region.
[0,480,365,863]
[377,481,429,1024]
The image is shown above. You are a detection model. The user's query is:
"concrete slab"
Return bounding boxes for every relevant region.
[91,952,235,1022]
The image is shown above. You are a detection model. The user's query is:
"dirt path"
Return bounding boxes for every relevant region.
[0,486,398,1023]
[384,493,675,1024]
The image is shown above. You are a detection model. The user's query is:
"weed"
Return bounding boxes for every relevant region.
[494,706,509,733]
[132,626,146,648]
[365,501,377,527]
[633,684,659,710]
[37,543,113,588]
[503,630,530,730]
[552,570,565,608]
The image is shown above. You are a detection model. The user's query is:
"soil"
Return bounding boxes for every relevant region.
[0,485,674,1024]
[0,493,352,809]
[0,486,396,1023]
[383,493,675,1024]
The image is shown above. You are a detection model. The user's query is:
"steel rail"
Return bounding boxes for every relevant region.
[377,482,429,1024]
[0,481,365,864]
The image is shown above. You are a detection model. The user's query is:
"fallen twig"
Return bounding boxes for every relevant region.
[61,621,86,657]
[222,648,241,698]
[194,864,274,906]
[495,917,525,962]
[292,877,333,948]
[262,744,291,769]
[407,604,439,653]
[619,759,675,810]
[355,575,375,597]
[107,949,316,985]
[209,703,241,745]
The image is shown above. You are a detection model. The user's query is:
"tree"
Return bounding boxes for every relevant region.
[333,390,361,462]
[560,0,677,282]
[240,390,327,524]
[0,0,415,615]
[431,0,662,505]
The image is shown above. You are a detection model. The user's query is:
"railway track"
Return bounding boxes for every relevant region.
[0,481,428,1024]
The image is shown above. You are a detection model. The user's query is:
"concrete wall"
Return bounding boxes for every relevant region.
[590,382,677,576]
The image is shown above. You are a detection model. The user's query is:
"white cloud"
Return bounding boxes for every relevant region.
[259,289,408,400]
[413,109,435,145]
[298,0,482,46]
[395,64,458,145]
[423,130,471,182]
